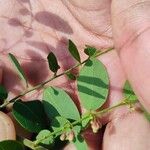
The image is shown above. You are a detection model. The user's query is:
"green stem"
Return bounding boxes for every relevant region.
[0,47,114,109]
[31,99,137,149]
[23,99,137,150]
[23,139,36,150]
[94,47,114,57]
[95,101,127,115]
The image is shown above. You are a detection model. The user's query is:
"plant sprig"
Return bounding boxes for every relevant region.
[0,39,148,150]
[22,98,137,150]
[0,46,113,109]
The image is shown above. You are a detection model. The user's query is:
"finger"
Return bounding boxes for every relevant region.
[64,0,112,38]
[103,110,150,150]
[111,0,150,112]
[0,111,16,140]
[0,65,16,140]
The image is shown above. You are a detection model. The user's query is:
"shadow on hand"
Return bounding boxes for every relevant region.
[25,37,76,71]
[34,11,73,34]
[2,66,24,95]
[19,0,30,3]
[21,50,49,86]
[4,5,79,109]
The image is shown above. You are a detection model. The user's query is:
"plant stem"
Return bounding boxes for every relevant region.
[0,47,114,109]
[32,99,137,149]
[95,100,127,115]
[95,47,114,57]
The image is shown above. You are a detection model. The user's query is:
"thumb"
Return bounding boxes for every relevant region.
[112,0,150,112]
[0,64,16,140]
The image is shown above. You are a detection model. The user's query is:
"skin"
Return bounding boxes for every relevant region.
[0,0,150,149]
[0,68,16,140]
[0,111,16,140]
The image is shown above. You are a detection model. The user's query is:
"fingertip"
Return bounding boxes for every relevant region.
[112,0,150,112]
[0,111,16,140]
[103,111,150,150]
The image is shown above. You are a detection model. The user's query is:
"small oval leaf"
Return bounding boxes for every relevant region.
[72,135,88,150]
[77,58,109,110]
[35,147,48,150]
[12,100,47,133]
[81,113,92,129]
[0,85,8,100]
[52,116,81,137]
[51,116,69,136]
[66,72,76,80]
[0,140,24,150]
[23,139,36,150]
[8,53,28,87]
[123,80,138,102]
[84,46,96,57]
[43,87,80,120]
[68,40,81,63]
[47,52,60,73]
[36,130,54,148]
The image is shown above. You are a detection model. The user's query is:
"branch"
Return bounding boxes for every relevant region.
[0,47,114,109]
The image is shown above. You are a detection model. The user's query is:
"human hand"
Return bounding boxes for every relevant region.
[0,0,150,149]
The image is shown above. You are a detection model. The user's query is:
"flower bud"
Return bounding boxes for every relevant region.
[91,120,102,133]
[130,107,135,112]
[90,120,94,125]
[67,131,75,142]
[60,133,66,141]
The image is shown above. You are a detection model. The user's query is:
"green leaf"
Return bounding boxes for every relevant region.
[81,113,92,128]
[51,116,69,136]
[72,135,88,150]
[9,53,28,87]
[51,116,68,130]
[66,72,76,80]
[0,85,8,100]
[23,139,36,150]
[84,46,96,57]
[24,139,49,150]
[12,100,47,133]
[34,147,48,150]
[73,124,81,136]
[52,116,81,137]
[68,40,81,63]
[47,52,60,73]
[43,87,80,120]
[77,58,109,110]
[0,140,24,150]
[123,81,149,122]
[123,80,138,102]
[36,130,54,148]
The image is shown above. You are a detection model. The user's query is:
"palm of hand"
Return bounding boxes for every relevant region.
[0,0,150,150]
